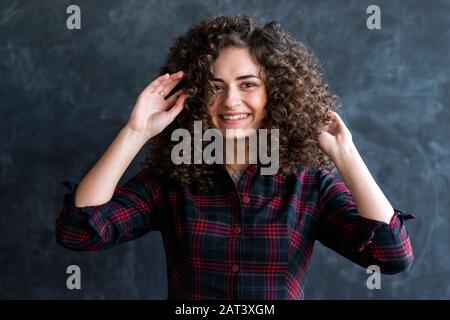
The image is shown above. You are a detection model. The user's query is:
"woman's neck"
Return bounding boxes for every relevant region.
[222,137,255,171]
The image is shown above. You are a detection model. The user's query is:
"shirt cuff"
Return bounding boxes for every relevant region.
[59,181,116,232]
[354,208,415,253]
[389,208,416,237]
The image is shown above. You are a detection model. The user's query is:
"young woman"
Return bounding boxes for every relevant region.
[55,15,415,300]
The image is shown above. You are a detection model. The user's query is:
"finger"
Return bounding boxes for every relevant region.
[318,131,333,139]
[324,111,341,128]
[322,112,333,126]
[324,110,334,120]
[333,112,352,136]
[154,72,184,97]
[332,113,349,133]
[322,123,331,132]
[143,73,170,94]
[164,88,185,105]
[159,75,185,99]
[165,93,187,121]
[152,71,183,93]
[330,111,345,125]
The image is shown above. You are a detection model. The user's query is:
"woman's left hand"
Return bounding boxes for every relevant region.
[318,111,355,160]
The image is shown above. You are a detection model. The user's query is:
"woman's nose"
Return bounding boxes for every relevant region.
[223,86,241,109]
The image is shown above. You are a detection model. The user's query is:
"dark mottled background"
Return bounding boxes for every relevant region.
[0,0,449,299]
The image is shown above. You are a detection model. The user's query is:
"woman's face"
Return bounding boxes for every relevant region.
[208,47,268,138]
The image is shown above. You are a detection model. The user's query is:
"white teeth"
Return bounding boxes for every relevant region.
[222,114,249,120]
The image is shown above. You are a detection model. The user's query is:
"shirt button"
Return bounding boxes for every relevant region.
[233,226,242,235]
[242,196,250,204]
[231,264,240,273]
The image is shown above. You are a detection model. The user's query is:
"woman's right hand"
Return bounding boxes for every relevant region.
[126,71,187,140]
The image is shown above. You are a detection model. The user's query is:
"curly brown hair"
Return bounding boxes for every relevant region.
[141,14,339,193]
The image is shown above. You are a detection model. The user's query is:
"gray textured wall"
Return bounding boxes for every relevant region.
[1,0,449,299]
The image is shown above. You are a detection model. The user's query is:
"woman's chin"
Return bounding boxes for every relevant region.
[211,118,260,139]
[222,128,256,140]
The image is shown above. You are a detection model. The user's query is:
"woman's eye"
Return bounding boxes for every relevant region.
[241,82,256,89]
[212,82,256,92]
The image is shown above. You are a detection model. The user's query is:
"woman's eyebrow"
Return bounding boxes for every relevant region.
[212,74,261,82]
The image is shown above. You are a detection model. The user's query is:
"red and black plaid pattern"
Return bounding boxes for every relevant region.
[55,164,415,300]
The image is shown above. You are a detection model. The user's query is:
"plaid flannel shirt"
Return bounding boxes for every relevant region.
[55,164,415,299]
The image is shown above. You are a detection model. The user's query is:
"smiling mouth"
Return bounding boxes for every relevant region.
[220,113,251,120]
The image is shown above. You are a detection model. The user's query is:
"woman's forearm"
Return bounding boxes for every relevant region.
[74,125,150,207]
[73,71,186,208]
[331,143,395,224]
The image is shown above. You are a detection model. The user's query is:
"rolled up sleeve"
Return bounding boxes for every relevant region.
[55,168,164,251]
[316,169,415,274]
